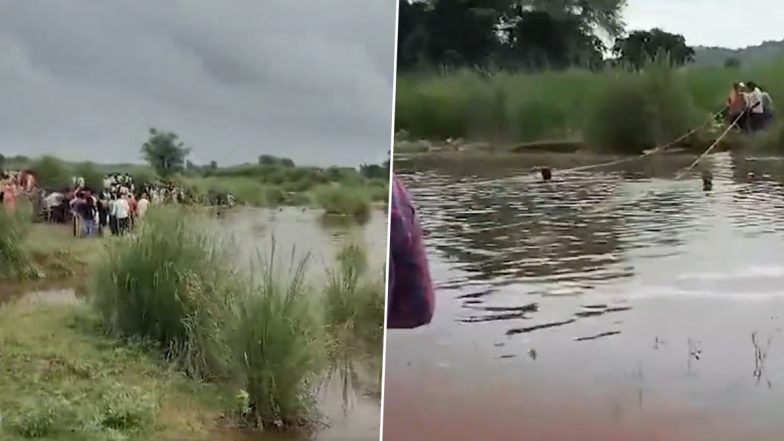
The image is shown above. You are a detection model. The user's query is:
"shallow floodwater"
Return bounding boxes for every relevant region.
[3,207,386,441]
[385,152,784,441]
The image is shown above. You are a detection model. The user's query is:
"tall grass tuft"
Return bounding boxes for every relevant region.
[322,243,385,404]
[88,207,237,380]
[0,209,31,279]
[230,244,325,430]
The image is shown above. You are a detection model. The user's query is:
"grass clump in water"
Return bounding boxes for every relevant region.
[322,242,385,402]
[314,185,371,221]
[229,245,325,430]
[88,207,237,380]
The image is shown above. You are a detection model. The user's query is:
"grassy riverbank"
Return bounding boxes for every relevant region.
[395,59,784,154]
[0,207,384,439]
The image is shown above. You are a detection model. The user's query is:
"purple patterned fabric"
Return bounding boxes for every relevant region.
[387,175,434,329]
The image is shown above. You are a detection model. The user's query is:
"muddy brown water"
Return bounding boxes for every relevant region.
[2,207,387,441]
[385,151,784,441]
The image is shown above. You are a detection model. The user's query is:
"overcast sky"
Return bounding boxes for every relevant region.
[624,0,784,49]
[0,0,396,167]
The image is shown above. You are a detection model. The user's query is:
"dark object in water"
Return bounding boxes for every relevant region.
[701,170,713,191]
[541,168,552,181]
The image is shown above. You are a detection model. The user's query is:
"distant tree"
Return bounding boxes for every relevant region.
[279,158,295,167]
[0,154,5,171]
[30,155,71,191]
[724,57,741,68]
[141,128,190,178]
[612,28,695,70]
[73,161,104,191]
[258,154,276,166]
[209,160,218,170]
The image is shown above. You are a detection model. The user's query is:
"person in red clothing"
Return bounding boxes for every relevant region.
[387,175,435,329]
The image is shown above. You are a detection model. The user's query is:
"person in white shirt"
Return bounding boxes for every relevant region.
[111,194,130,235]
[137,193,150,219]
[744,81,765,132]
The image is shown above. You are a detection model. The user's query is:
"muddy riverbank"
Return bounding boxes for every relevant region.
[385,151,784,441]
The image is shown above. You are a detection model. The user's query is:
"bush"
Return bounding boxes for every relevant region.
[229,245,325,430]
[5,395,73,438]
[88,207,238,379]
[314,185,371,221]
[29,155,72,192]
[584,61,699,153]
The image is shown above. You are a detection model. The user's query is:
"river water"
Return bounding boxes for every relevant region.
[2,207,387,441]
[384,152,784,441]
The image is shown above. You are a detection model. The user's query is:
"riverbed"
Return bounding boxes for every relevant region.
[385,151,784,441]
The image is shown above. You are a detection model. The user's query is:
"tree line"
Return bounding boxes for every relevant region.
[397,0,696,72]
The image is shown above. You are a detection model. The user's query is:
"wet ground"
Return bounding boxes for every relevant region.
[385,151,784,441]
[2,207,386,441]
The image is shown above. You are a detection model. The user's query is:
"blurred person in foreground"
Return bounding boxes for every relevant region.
[387,174,434,329]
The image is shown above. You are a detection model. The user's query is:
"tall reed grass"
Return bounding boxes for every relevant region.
[0,209,31,279]
[86,206,382,431]
[322,243,385,403]
[396,58,784,151]
[230,245,325,430]
[89,207,238,379]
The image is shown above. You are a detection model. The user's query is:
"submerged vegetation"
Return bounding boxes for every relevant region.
[0,205,385,439]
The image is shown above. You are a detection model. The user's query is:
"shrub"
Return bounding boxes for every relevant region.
[314,185,371,221]
[0,210,31,279]
[89,207,238,379]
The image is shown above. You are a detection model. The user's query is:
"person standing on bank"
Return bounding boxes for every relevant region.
[387,174,435,329]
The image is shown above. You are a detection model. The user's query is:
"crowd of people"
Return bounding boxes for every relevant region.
[725,81,775,132]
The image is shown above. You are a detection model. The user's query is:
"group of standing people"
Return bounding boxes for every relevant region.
[725,81,775,132]
[1,170,36,213]
[69,188,150,238]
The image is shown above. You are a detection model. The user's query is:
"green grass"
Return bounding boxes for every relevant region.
[0,210,32,280]
[229,245,326,430]
[314,185,372,221]
[395,58,784,152]
[322,243,385,403]
[0,301,226,441]
[88,207,239,380]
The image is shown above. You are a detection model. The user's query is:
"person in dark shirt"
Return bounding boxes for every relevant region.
[75,191,97,238]
[387,175,435,329]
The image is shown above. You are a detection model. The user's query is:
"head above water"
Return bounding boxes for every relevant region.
[541,167,552,181]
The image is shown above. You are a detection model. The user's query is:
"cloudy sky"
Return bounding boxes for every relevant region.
[0,0,396,166]
[624,0,784,49]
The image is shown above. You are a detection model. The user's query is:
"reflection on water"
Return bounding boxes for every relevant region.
[385,151,784,441]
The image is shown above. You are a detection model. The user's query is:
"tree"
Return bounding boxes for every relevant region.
[612,28,695,70]
[73,161,104,191]
[209,160,218,170]
[396,0,627,71]
[0,154,5,171]
[141,128,190,178]
[724,57,741,69]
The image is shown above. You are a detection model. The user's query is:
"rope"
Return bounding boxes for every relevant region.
[675,111,743,180]
[435,106,728,188]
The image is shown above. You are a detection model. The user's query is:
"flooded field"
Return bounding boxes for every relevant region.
[385,152,784,441]
[1,207,386,441]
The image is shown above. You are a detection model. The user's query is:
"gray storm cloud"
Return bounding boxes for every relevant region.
[0,0,397,166]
